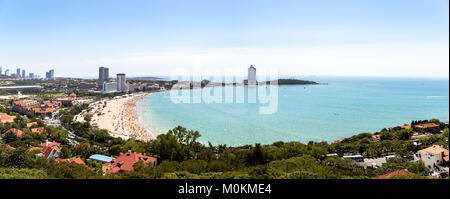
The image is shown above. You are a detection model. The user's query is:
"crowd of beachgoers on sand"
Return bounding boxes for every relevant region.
[88,92,155,142]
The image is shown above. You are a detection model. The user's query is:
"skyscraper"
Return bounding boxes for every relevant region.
[116,73,128,92]
[0,66,2,75]
[99,67,109,86]
[22,69,26,78]
[49,69,54,78]
[248,65,257,85]
[17,68,21,78]
[46,69,55,79]
[5,69,9,76]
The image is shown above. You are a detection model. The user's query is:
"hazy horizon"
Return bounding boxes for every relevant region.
[0,0,448,78]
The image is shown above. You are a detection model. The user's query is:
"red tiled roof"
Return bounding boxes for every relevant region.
[6,145,16,150]
[371,134,381,140]
[415,123,439,129]
[418,145,449,155]
[0,113,16,123]
[40,141,60,148]
[401,125,412,129]
[26,122,38,128]
[103,152,156,174]
[54,157,86,166]
[3,128,24,137]
[42,145,60,159]
[31,127,46,134]
[54,158,70,163]
[72,158,86,165]
[333,138,345,143]
[376,170,413,179]
[28,147,42,152]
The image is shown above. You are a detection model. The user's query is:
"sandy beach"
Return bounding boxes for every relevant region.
[90,92,156,142]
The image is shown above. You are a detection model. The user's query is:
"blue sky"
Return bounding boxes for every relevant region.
[0,0,448,77]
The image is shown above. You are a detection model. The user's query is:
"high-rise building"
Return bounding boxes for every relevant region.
[99,67,109,86]
[5,69,9,76]
[49,69,54,78]
[17,68,21,78]
[116,73,129,93]
[29,73,34,79]
[0,66,2,75]
[45,69,55,79]
[22,69,26,78]
[248,65,257,85]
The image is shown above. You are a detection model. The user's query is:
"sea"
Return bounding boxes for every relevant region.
[136,76,449,146]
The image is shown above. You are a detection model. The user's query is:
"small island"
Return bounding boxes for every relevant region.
[242,78,327,85]
[265,79,327,85]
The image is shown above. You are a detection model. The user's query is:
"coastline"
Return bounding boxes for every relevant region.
[90,92,156,142]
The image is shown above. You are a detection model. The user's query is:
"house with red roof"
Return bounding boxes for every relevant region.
[39,141,61,160]
[371,134,381,142]
[26,122,38,128]
[103,151,157,174]
[0,112,16,124]
[28,147,42,152]
[1,144,16,150]
[2,128,24,138]
[414,122,440,133]
[31,127,46,134]
[415,145,449,174]
[375,169,414,179]
[55,157,86,166]
[40,141,60,148]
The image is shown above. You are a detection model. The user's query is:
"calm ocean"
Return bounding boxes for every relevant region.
[136,77,449,146]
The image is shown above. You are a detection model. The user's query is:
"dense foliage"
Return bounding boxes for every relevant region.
[1,103,448,179]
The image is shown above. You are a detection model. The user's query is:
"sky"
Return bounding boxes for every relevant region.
[0,0,448,78]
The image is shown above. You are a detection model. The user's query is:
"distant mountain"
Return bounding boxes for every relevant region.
[128,76,165,80]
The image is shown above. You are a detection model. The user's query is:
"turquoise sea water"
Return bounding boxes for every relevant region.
[136,77,449,146]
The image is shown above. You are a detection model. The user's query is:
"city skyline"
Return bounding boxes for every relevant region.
[0,0,448,78]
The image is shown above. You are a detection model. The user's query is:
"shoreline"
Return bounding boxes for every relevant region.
[90,92,157,142]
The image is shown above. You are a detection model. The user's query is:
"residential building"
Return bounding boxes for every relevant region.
[414,122,440,133]
[415,145,449,173]
[2,128,24,138]
[4,69,9,76]
[22,69,25,78]
[16,68,20,78]
[103,151,157,174]
[11,94,74,117]
[39,141,61,160]
[55,157,86,166]
[0,113,16,124]
[31,127,46,134]
[371,134,381,142]
[12,99,62,117]
[26,122,38,128]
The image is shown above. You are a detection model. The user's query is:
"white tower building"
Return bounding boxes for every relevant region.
[248,65,256,85]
